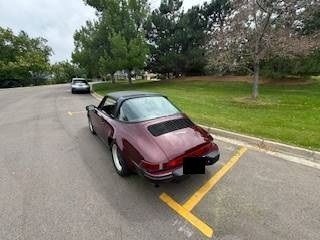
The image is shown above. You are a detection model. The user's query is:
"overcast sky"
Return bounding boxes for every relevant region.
[0,0,206,63]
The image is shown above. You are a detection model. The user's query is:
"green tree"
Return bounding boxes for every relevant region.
[301,4,320,35]
[51,61,86,84]
[145,0,184,77]
[73,0,149,84]
[0,27,52,88]
[145,0,230,77]
[72,21,101,78]
[126,34,149,83]
[99,33,127,83]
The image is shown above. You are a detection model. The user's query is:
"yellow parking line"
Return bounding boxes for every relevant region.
[160,193,214,238]
[160,147,247,237]
[67,111,86,116]
[183,147,247,211]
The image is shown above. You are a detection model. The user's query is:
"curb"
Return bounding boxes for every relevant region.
[90,89,320,164]
[200,125,320,164]
[90,91,103,101]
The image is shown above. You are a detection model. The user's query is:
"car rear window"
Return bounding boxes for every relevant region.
[118,96,180,122]
[73,80,87,84]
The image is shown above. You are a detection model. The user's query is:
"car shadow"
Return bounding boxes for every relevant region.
[76,127,166,222]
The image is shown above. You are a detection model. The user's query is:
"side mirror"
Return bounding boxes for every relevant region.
[86,105,95,111]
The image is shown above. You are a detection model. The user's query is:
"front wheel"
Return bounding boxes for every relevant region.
[111,143,130,177]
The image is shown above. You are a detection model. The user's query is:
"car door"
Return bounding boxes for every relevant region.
[89,107,102,135]
[98,97,117,144]
[89,97,106,137]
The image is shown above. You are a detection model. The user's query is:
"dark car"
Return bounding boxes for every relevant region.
[71,78,90,93]
[86,91,220,181]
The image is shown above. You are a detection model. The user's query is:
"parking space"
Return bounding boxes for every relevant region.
[1,84,320,240]
[196,149,320,240]
[66,104,320,240]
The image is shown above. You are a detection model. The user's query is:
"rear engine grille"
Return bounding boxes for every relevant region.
[148,118,194,136]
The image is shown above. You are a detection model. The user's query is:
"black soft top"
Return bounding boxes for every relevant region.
[98,91,170,117]
[107,91,163,101]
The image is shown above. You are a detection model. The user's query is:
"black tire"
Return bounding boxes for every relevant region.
[71,89,75,94]
[88,117,96,135]
[111,142,130,177]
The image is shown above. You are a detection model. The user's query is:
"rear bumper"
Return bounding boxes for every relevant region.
[204,150,220,165]
[143,167,185,182]
[72,87,90,92]
[141,150,220,182]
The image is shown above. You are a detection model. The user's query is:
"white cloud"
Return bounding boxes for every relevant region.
[0,0,96,62]
[0,0,205,63]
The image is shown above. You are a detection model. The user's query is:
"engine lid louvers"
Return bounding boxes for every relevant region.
[148,118,194,137]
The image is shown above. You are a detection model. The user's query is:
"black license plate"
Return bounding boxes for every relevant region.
[183,157,205,174]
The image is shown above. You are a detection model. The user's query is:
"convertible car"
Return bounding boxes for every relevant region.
[86,91,220,181]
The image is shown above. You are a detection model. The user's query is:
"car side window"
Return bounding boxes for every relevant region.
[101,97,117,116]
[118,101,139,122]
[118,105,129,121]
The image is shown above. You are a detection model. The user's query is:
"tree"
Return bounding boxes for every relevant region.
[0,27,52,88]
[145,0,230,77]
[99,33,127,83]
[72,21,102,78]
[209,0,320,98]
[145,0,184,77]
[73,0,150,84]
[301,3,320,35]
[51,61,86,84]
[180,1,231,75]
[126,34,149,83]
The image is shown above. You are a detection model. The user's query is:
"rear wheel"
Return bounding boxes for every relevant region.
[111,143,130,177]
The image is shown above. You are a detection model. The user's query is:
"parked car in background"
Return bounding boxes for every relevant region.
[85,91,220,182]
[71,78,90,93]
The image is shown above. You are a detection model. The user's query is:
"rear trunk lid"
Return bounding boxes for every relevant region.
[144,114,213,161]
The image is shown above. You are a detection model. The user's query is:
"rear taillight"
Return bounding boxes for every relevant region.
[141,143,216,172]
[163,156,183,170]
[187,143,214,157]
[141,161,160,172]
[163,143,215,170]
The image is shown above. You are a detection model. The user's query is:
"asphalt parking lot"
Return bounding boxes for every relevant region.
[1,84,320,240]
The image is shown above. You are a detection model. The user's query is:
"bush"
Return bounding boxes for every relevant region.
[261,50,320,79]
[51,61,86,84]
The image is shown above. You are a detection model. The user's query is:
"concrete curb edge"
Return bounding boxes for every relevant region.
[199,125,320,163]
[90,91,103,101]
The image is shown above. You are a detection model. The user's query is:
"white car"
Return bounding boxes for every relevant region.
[71,78,90,94]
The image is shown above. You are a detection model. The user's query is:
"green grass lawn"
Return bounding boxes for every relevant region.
[93,78,320,150]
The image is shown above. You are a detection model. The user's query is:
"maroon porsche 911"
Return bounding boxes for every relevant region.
[86,91,219,181]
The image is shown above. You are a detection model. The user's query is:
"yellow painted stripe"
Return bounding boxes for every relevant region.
[68,111,86,116]
[183,147,247,211]
[160,193,214,238]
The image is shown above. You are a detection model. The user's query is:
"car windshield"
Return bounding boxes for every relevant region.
[119,96,180,122]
